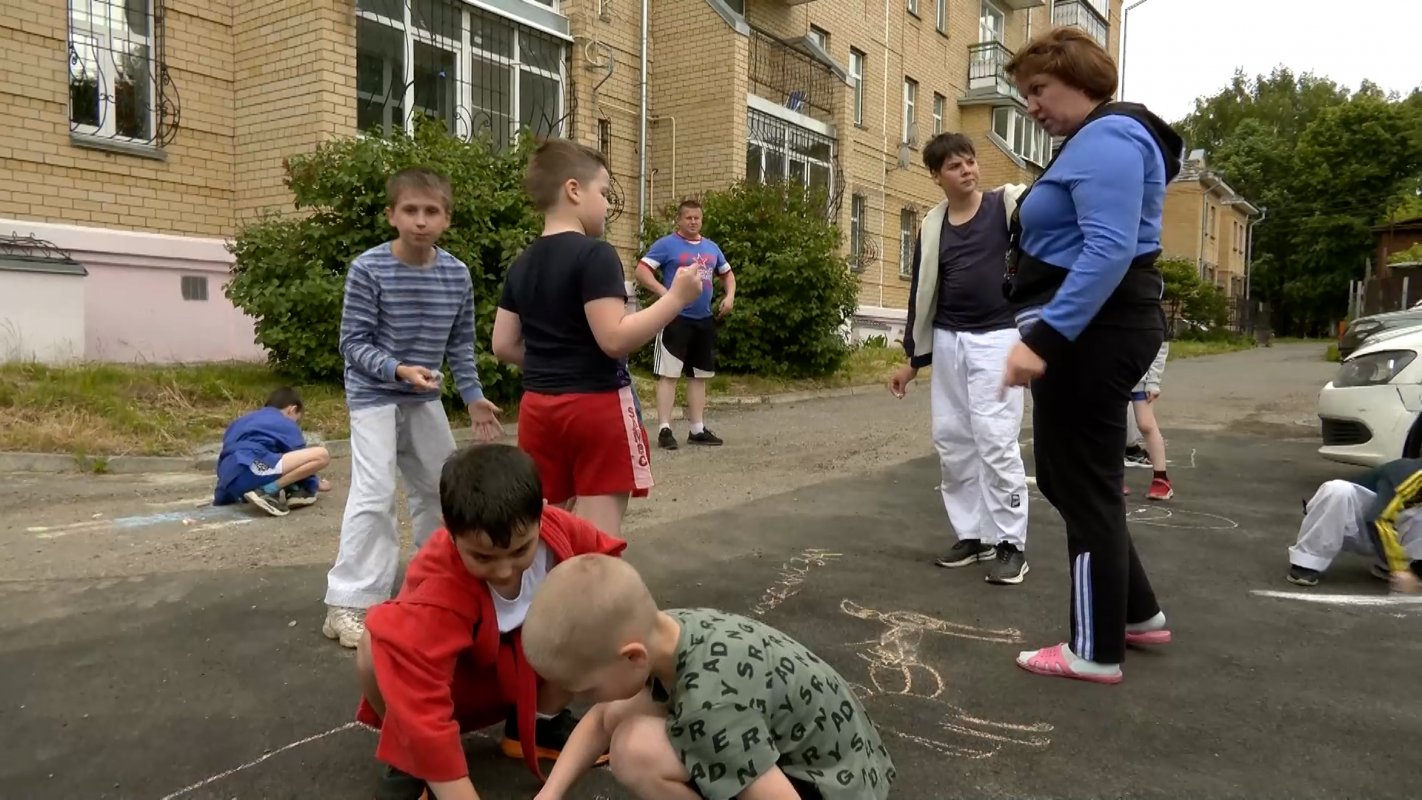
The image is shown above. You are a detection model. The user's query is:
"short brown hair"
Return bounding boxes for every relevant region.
[677,199,702,217]
[387,167,453,211]
[923,133,976,174]
[524,138,609,211]
[1005,27,1118,102]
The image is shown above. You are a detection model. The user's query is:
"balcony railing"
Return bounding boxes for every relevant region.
[748,26,840,123]
[1052,0,1109,47]
[965,41,1021,102]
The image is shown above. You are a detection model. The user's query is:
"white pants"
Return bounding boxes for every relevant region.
[1290,480,1382,572]
[325,400,457,609]
[930,327,1028,548]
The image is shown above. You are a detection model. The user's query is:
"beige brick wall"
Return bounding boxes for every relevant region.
[232,0,357,221]
[0,0,236,236]
[1161,182,1202,264]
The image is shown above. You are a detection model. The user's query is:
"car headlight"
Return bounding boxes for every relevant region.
[1334,350,1417,387]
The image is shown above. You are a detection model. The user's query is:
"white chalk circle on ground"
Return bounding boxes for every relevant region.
[1128,505,1239,530]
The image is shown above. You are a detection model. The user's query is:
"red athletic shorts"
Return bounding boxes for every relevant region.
[518,387,654,504]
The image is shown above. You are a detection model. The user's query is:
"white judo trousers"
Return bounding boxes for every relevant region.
[929,327,1028,548]
[1289,479,1422,572]
[324,400,457,609]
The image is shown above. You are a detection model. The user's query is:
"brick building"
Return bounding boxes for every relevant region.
[1160,149,1260,300]
[0,0,1122,362]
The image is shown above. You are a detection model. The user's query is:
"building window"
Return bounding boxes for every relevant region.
[1208,205,1217,238]
[903,78,918,145]
[180,275,209,302]
[980,0,1005,43]
[68,0,172,147]
[807,26,829,51]
[598,118,611,160]
[850,193,868,272]
[907,0,919,16]
[936,0,948,32]
[849,49,865,127]
[899,208,917,278]
[746,108,835,204]
[932,93,945,136]
[992,106,1051,167]
[724,0,746,13]
[355,0,567,148]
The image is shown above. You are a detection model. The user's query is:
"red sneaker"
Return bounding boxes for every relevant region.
[1147,477,1174,501]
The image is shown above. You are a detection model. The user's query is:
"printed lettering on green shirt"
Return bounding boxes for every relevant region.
[661,609,895,800]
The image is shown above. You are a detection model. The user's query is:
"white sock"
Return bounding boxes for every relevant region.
[659,422,671,431]
[1017,643,1121,676]
[690,422,705,434]
[536,711,556,720]
[1126,611,1167,633]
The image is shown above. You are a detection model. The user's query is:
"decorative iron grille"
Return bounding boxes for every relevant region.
[745,107,843,217]
[748,26,840,123]
[356,0,570,146]
[67,0,180,148]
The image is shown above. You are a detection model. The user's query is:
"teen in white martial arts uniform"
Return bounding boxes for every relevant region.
[1289,457,1422,593]
[890,132,1030,585]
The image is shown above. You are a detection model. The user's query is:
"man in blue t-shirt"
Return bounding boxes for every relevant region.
[635,199,736,449]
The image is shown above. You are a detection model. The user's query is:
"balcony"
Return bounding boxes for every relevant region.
[1052,0,1110,47]
[748,26,841,124]
[959,41,1022,107]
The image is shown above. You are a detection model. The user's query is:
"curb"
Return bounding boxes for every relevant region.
[0,384,882,475]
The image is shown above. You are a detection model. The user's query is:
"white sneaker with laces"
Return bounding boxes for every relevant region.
[323,605,367,648]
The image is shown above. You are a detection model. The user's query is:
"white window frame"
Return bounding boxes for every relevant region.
[745,108,836,206]
[903,78,918,145]
[807,25,829,51]
[849,49,865,127]
[932,93,945,136]
[68,0,158,143]
[899,208,916,278]
[980,0,1006,43]
[992,106,1051,167]
[907,0,919,16]
[355,0,567,144]
[936,0,948,32]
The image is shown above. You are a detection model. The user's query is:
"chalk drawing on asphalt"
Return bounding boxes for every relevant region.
[839,599,1054,760]
[1250,589,1422,608]
[751,548,843,616]
[1128,506,1239,530]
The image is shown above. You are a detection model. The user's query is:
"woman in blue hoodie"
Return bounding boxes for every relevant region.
[1000,27,1184,684]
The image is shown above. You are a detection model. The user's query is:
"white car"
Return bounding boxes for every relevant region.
[1318,324,1422,466]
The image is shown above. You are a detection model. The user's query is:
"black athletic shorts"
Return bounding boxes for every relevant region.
[655,315,717,378]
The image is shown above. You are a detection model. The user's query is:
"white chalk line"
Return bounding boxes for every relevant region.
[146,496,213,509]
[157,721,365,800]
[1250,590,1422,607]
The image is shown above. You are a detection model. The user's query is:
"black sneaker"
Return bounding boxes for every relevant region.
[687,429,723,446]
[986,543,1029,585]
[500,709,608,765]
[935,539,994,568]
[242,488,289,517]
[1124,453,1152,469]
[374,764,427,800]
[658,427,679,450]
[284,486,318,508]
[1287,565,1321,586]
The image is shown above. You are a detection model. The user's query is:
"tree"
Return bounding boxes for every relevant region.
[1178,72,1422,335]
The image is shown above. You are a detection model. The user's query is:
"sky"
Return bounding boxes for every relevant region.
[1120,0,1422,123]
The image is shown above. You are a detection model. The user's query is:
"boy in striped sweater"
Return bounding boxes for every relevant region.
[322,167,505,648]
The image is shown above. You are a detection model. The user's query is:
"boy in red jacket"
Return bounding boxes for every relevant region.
[354,443,625,800]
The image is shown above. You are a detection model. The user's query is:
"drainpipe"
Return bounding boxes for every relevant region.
[1245,206,1266,301]
[876,0,890,310]
[638,0,649,231]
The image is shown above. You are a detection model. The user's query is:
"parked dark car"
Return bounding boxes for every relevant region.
[1339,305,1422,359]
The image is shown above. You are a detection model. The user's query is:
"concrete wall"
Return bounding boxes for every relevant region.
[0,269,86,363]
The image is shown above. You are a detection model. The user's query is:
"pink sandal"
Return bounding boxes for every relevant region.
[1125,628,1171,646]
[1016,643,1123,685]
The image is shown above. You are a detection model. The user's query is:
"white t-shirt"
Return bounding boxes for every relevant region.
[490,542,554,633]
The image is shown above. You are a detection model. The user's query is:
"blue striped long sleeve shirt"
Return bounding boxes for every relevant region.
[338,242,484,410]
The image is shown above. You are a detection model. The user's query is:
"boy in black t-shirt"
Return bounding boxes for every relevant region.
[492,139,701,537]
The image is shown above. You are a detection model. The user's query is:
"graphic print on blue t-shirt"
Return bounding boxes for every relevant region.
[641,233,730,320]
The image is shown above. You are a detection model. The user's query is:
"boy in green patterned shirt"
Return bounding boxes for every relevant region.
[522,554,895,800]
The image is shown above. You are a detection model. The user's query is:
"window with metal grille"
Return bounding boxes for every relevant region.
[180,275,208,302]
[355,0,567,147]
[900,208,917,278]
[850,193,867,272]
[745,108,836,207]
[67,0,178,149]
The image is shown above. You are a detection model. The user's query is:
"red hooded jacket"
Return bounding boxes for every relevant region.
[355,506,626,783]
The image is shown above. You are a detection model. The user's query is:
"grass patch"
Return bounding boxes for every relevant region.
[0,347,902,457]
[1167,338,1256,360]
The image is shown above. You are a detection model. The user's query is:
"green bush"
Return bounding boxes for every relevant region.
[1159,256,1230,330]
[226,122,539,406]
[634,183,859,378]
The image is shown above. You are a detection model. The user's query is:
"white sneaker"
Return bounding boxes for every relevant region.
[322,605,366,648]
